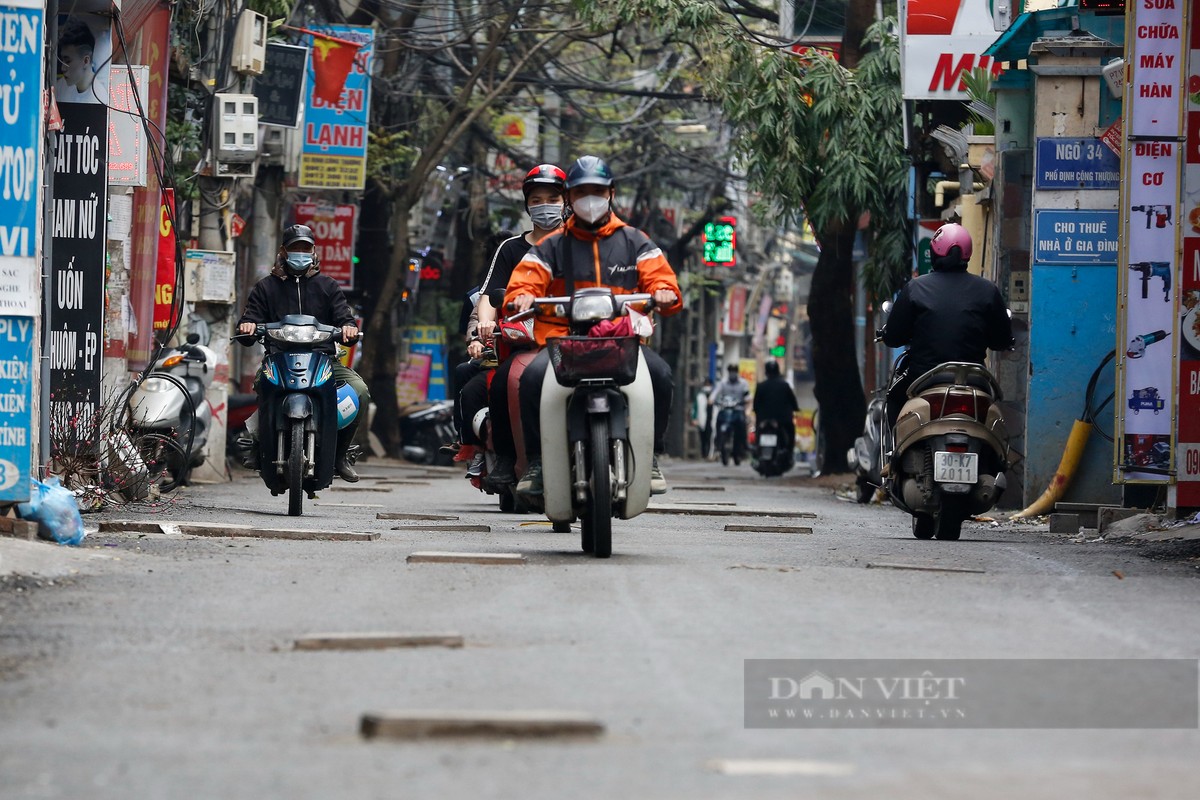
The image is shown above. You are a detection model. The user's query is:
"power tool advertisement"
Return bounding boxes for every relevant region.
[1174,6,1200,505]
[1115,0,1189,484]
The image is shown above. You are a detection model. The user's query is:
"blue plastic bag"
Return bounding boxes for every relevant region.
[16,477,86,546]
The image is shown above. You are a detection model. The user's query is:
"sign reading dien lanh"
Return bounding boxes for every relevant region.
[299,25,374,191]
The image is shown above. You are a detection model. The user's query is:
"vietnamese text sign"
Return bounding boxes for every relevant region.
[293,202,357,288]
[299,25,373,190]
[0,316,34,502]
[50,100,108,432]
[108,65,149,186]
[1127,0,1187,140]
[1174,7,1200,506]
[0,2,43,318]
[256,42,307,128]
[1035,138,1121,190]
[1032,210,1119,266]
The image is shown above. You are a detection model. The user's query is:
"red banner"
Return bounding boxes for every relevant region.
[153,189,177,332]
[292,202,357,288]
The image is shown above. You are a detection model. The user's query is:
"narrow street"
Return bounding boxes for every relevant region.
[2,459,1198,799]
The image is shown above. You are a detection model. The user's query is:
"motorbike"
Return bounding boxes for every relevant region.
[714,396,748,466]
[510,287,657,558]
[399,400,456,466]
[751,417,793,477]
[887,361,1011,540]
[235,314,360,516]
[128,334,216,492]
[469,328,540,514]
[850,387,889,504]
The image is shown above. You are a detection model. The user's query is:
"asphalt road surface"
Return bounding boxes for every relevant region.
[2,458,1198,799]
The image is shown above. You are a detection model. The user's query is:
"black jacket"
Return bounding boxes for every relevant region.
[479,232,534,309]
[881,269,1012,376]
[753,376,799,423]
[238,272,354,354]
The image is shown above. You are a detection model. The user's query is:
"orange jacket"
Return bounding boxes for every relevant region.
[504,214,683,345]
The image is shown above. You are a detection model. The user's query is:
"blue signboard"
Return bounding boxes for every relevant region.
[1036,138,1121,190]
[1033,210,1120,266]
[298,24,373,190]
[0,317,33,502]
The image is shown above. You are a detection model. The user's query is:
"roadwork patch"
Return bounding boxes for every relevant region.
[391,525,491,532]
[706,759,855,777]
[865,562,985,574]
[407,551,525,565]
[360,710,604,740]
[98,521,378,541]
[723,524,813,534]
[645,506,816,518]
[294,633,464,651]
[377,513,459,521]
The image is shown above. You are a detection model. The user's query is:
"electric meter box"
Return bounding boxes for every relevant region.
[232,10,267,76]
[214,93,259,163]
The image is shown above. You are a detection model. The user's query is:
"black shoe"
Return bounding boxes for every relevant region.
[238,437,259,470]
[488,455,516,485]
[336,448,359,482]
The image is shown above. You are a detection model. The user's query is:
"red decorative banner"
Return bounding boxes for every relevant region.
[153,189,177,333]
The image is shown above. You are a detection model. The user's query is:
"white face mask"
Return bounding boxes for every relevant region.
[571,194,610,225]
[528,203,564,230]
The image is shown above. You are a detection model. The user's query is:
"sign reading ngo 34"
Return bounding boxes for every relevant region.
[900,0,1002,100]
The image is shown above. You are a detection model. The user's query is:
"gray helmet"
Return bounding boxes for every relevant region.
[565,156,614,189]
[281,224,315,249]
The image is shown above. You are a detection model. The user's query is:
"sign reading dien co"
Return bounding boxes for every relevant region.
[899,0,1002,100]
[1032,210,1120,266]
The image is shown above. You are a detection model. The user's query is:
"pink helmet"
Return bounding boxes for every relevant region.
[930,223,972,261]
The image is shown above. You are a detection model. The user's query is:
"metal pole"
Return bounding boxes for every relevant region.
[39,0,59,476]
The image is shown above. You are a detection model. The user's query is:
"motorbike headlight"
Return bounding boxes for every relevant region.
[570,294,615,323]
[268,324,333,345]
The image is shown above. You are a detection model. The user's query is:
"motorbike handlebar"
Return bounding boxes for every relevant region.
[504,293,658,322]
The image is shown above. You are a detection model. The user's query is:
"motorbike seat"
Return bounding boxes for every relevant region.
[907,362,1002,400]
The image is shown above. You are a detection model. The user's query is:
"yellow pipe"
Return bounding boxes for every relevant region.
[1011,419,1093,519]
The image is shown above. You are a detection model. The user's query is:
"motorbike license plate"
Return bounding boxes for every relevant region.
[759,434,778,447]
[934,451,978,483]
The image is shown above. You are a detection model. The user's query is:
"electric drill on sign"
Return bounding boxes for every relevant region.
[1131,204,1173,230]
[1129,261,1171,301]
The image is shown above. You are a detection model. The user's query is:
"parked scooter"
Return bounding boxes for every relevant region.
[751,417,793,477]
[886,361,1011,540]
[128,334,216,492]
[510,288,657,558]
[850,385,890,504]
[715,395,747,466]
[399,400,457,466]
[235,314,360,516]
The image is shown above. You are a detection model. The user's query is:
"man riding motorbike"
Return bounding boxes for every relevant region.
[711,363,750,463]
[236,224,369,481]
[881,222,1012,429]
[752,360,798,455]
[505,155,682,499]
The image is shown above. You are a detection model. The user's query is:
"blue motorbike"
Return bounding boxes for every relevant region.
[238,314,359,516]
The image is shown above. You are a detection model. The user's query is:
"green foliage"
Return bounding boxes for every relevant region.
[245,0,293,23]
[367,130,418,193]
[585,2,909,300]
[165,86,205,202]
[962,67,996,136]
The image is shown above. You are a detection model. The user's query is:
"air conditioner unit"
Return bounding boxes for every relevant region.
[232,10,267,76]
[214,93,259,163]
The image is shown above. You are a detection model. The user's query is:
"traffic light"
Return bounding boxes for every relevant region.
[702,216,737,266]
[769,333,786,358]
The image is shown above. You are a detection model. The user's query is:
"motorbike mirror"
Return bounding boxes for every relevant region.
[1006,308,1012,319]
[187,333,201,344]
[880,301,893,315]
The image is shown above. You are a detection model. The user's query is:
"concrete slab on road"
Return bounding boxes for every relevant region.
[359,710,605,740]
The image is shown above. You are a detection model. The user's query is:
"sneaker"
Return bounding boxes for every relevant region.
[466,452,486,478]
[439,440,462,456]
[650,456,668,495]
[516,457,543,497]
[488,455,516,486]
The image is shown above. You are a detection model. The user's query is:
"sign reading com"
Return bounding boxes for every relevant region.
[744,659,1198,729]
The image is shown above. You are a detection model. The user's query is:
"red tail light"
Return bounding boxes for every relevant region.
[925,391,990,421]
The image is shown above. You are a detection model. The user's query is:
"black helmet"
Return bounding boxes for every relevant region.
[522,164,567,198]
[282,224,316,249]
[565,156,614,189]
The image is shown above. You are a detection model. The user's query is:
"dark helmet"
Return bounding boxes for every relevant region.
[522,164,566,198]
[281,224,316,249]
[565,156,614,189]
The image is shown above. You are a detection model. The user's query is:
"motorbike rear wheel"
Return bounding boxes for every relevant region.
[288,420,305,516]
[912,514,935,539]
[855,476,875,504]
[498,489,516,513]
[934,500,965,541]
[586,416,613,558]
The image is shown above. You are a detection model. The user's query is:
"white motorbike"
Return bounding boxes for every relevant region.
[512,288,657,558]
[127,335,216,492]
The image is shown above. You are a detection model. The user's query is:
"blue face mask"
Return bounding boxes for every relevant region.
[285,252,314,273]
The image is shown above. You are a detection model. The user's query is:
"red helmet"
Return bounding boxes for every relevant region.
[930,222,972,261]
[522,164,566,198]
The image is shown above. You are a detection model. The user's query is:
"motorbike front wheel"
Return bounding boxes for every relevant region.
[586,416,613,558]
[912,514,935,539]
[288,420,305,516]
